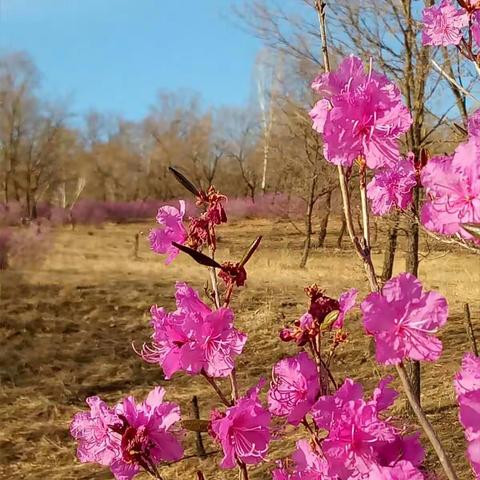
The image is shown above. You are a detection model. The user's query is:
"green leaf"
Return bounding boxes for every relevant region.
[321,310,340,329]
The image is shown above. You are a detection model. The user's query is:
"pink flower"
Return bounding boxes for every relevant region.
[367,154,417,216]
[420,136,480,241]
[472,12,480,49]
[110,387,184,480]
[316,396,396,476]
[458,389,480,477]
[468,439,480,478]
[454,352,480,397]
[309,98,330,133]
[361,273,448,365]
[70,396,121,466]
[333,287,358,329]
[311,378,424,478]
[149,201,187,264]
[469,108,480,138]
[268,352,320,425]
[210,381,271,469]
[422,0,468,46]
[458,389,480,442]
[272,439,335,479]
[455,354,480,477]
[70,388,183,480]
[140,282,246,379]
[369,461,426,480]
[310,56,411,169]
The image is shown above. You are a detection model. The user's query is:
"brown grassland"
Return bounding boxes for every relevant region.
[1,218,479,479]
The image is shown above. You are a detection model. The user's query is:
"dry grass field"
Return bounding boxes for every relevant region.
[1,218,479,479]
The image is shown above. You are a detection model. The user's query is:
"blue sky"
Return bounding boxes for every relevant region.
[0,0,262,121]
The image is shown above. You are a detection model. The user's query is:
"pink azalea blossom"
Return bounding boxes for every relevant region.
[268,352,320,425]
[458,389,480,442]
[70,388,184,480]
[468,439,480,478]
[210,381,271,469]
[469,108,480,138]
[455,354,480,477]
[149,201,187,264]
[310,55,411,169]
[311,377,424,478]
[472,12,480,49]
[422,0,469,46]
[420,136,480,241]
[70,396,121,466]
[272,439,333,479]
[110,387,184,480]
[454,352,480,397]
[369,461,425,480]
[361,273,448,365]
[367,154,417,216]
[459,389,480,477]
[333,287,359,329]
[140,282,246,379]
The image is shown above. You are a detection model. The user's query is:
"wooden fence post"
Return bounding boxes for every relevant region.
[191,395,207,458]
[464,303,479,357]
[133,233,140,260]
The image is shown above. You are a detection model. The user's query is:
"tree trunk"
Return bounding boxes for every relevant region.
[317,190,332,248]
[249,185,256,203]
[406,186,421,406]
[299,176,317,268]
[337,217,346,249]
[381,213,400,283]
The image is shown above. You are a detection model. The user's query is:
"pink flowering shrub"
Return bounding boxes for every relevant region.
[67,45,480,479]
[0,221,51,271]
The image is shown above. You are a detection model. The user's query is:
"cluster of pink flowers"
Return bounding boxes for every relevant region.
[422,0,470,46]
[139,282,247,378]
[309,56,418,218]
[367,153,417,215]
[420,120,480,242]
[422,0,480,69]
[149,185,227,263]
[455,353,480,477]
[273,377,425,479]
[362,273,448,365]
[70,388,183,479]
[310,55,412,169]
[69,134,477,480]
